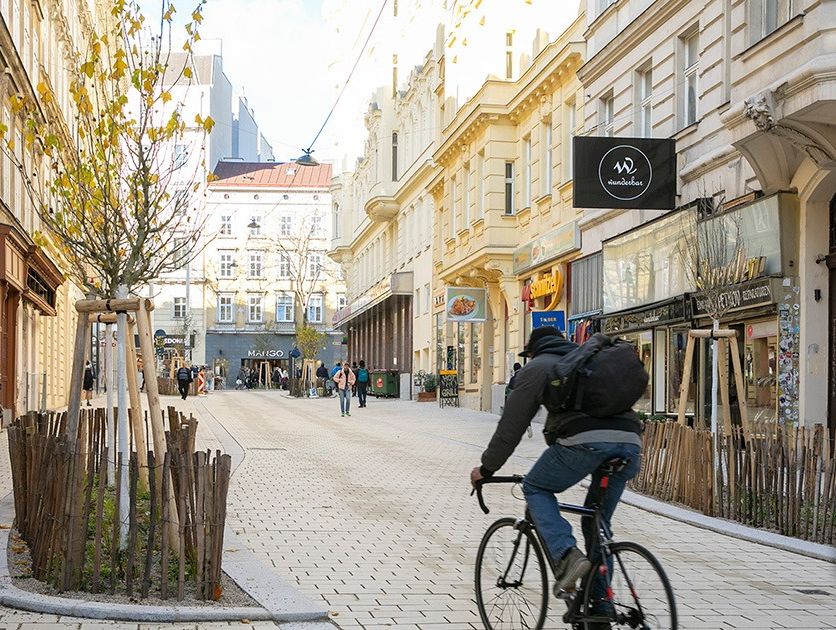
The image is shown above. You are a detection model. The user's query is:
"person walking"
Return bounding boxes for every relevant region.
[351,361,359,397]
[316,361,330,396]
[82,360,96,406]
[272,366,281,389]
[505,361,522,400]
[333,362,356,417]
[356,360,370,408]
[176,364,193,400]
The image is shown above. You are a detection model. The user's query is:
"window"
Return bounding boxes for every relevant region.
[249,215,262,237]
[600,94,614,136]
[217,294,233,323]
[751,0,793,43]
[542,120,553,194]
[173,297,187,319]
[307,253,322,277]
[172,237,187,269]
[332,203,340,238]
[449,175,457,237]
[424,283,430,314]
[248,251,263,278]
[392,53,398,98]
[307,293,323,323]
[476,152,485,219]
[638,66,653,137]
[276,293,294,322]
[174,144,188,168]
[248,295,263,323]
[564,99,576,180]
[681,30,699,127]
[463,163,470,225]
[391,132,399,181]
[337,293,347,311]
[523,136,532,208]
[276,254,290,279]
[312,213,323,237]
[219,214,232,236]
[599,0,617,13]
[504,162,515,215]
[280,214,292,236]
[505,31,513,79]
[219,250,234,278]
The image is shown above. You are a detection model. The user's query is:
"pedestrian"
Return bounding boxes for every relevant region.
[330,361,341,395]
[505,362,522,399]
[236,366,246,390]
[356,359,370,408]
[272,366,281,389]
[351,361,359,396]
[281,367,289,390]
[316,361,330,395]
[333,362,356,417]
[82,360,95,406]
[176,363,193,400]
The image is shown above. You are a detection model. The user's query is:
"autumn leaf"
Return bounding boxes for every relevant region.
[183,66,193,79]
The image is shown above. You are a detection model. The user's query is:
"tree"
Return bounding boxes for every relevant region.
[3,0,213,297]
[680,197,746,435]
[1,0,213,548]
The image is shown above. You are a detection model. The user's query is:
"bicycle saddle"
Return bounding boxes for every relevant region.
[599,457,630,473]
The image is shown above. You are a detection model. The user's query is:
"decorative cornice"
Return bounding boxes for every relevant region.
[364,196,399,223]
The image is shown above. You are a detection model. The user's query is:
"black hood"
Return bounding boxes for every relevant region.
[531,335,578,358]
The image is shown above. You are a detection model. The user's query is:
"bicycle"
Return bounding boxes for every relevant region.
[472,457,677,629]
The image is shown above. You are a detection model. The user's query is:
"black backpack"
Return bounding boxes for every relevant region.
[546,333,648,418]
[177,367,191,381]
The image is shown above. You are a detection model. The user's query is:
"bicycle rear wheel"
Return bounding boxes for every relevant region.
[582,541,676,629]
[475,517,549,630]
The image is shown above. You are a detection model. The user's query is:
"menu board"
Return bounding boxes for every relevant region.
[438,369,459,408]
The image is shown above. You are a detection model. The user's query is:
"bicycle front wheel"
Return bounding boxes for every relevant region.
[475,517,549,630]
[582,541,677,629]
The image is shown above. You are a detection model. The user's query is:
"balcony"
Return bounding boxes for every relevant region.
[364,195,398,223]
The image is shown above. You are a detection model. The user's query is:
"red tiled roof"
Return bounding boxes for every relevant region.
[210,161,332,189]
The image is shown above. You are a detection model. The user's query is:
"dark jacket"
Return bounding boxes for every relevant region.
[316,365,329,379]
[177,367,193,382]
[481,335,642,474]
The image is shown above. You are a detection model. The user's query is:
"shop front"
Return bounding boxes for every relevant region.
[568,251,602,344]
[334,272,413,389]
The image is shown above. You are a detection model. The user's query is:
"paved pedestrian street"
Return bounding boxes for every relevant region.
[1,391,835,629]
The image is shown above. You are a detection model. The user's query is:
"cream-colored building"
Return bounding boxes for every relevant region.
[329,51,439,395]
[432,10,586,411]
[0,0,105,421]
[574,0,836,431]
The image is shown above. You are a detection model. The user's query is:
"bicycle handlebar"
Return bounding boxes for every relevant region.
[471,475,525,514]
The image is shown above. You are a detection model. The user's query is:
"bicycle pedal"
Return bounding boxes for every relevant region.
[555,587,576,601]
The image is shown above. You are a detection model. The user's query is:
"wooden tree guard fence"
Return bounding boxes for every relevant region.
[7,407,232,599]
[631,421,836,544]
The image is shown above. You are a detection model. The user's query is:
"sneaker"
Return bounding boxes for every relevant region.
[341,412,345,417]
[553,547,591,596]
[346,411,351,416]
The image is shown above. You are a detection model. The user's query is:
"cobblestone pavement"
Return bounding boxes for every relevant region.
[2,391,836,629]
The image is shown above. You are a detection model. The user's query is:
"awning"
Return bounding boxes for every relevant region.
[333,272,413,328]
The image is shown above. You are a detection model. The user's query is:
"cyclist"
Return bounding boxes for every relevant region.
[470,326,643,601]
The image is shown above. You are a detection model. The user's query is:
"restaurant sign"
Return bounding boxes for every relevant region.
[692,277,777,317]
[513,222,581,275]
[445,287,487,322]
[601,300,688,335]
[521,269,564,311]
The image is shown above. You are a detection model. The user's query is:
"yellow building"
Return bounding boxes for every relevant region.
[0,0,101,421]
[432,12,586,411]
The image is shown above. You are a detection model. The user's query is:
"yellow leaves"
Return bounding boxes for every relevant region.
[7,138,14,151]
[0,123,7,137]
[9,94,25,115]
[207,172,219,183]
[191,8,203,23]
[80,61,95,78]
[183,66,193,79]
[202,116,215,133]
[163,4,176,21]
[161,91,172,104]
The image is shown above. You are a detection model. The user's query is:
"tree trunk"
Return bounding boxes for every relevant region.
[116,285,130,548]
[711,318,719,436]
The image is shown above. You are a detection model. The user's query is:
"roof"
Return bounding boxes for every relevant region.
[210,161,333,189]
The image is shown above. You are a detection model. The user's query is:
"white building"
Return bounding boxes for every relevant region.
[147,42,276,366]
[204,161,345,381]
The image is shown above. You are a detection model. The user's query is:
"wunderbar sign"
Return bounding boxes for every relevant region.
[573,137,676,210]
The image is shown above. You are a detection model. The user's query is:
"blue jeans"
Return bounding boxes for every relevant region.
[522,441,641,580]
[338,387,351,413]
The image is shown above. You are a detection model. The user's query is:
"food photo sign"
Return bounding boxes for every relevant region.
[445,287,487,322]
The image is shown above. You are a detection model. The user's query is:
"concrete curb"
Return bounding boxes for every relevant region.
[0,492,329,622]
[613,484,836,564]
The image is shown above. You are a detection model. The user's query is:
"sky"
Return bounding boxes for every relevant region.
[144,0,382,166]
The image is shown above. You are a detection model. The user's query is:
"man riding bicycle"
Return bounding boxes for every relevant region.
[470,326,643,600]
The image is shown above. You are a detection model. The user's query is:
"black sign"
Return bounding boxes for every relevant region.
[692,277,776,316]
[438,371,459,408]
[601,300,688,334]
[573,137,676,210]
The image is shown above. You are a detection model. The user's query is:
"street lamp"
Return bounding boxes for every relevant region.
[295,149,319,167]
[248,218,260,230]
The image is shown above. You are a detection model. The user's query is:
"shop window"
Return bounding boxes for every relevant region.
[619,330,653,413]
[744,323,778,425]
